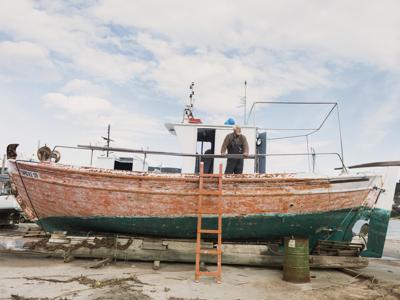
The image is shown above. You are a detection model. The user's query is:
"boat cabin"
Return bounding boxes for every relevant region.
[165,123,266,174]
[96,156,149,172]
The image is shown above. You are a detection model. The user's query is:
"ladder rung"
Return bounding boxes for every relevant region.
[199,190,221,196]
[197,210,223,215]
[197,213,222,217]
[198,271,220,277]
[199,229,220,234]
[198,249,221,255]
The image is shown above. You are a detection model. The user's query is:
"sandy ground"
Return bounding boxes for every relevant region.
[0,238,399,300]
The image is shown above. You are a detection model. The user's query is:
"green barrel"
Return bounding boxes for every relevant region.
[283,237,310,283]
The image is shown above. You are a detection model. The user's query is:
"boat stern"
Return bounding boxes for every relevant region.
[362,166,400,257]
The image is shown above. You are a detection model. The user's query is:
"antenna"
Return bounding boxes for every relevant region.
[182,82,196,123]
[189,82,195,106]
[240,81,247,124]
[101,124,115,157]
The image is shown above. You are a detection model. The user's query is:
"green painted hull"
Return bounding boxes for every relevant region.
[38,207,391,256]
[361,208,391,258]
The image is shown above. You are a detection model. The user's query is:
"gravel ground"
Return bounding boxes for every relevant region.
[0,225,399,300]
[0,239,398,300]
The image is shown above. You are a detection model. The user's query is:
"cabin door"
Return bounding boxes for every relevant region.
[195,128,216,174]
[256,132,267,173]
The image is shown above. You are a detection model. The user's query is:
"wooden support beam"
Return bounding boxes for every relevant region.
[0,235,369,269]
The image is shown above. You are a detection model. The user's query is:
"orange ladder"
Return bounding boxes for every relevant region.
[195,162,223,283]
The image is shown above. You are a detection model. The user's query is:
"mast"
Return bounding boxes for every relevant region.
[241,81,247,125]
[182,82,195,123]
[244,81,247,124]
[102,124,114,157]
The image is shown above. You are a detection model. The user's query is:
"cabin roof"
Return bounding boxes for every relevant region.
[165,122,257,135]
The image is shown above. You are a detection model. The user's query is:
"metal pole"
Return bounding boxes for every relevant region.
[1,154,5,174]
[306,136,310,172]
[90,150,94,166]
[143,153,147,171]
[244,81,247,125]
[311,148,316,173]
[336,105,346,171]
[107,124,110,158]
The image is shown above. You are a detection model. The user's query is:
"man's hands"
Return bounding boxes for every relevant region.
[220,152,248,157]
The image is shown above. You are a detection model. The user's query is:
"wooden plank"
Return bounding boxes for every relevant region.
[338,268,377,283]
[89,257,112,269]
[310,256,368,268]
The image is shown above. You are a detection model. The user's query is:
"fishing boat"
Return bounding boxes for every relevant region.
[0,160,23,225]
[6,97,400,258]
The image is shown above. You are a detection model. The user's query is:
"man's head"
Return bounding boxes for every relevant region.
[233,125,241,136]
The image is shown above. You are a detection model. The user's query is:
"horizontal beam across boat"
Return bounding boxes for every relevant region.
[334,161,400,170]
[73,144,344,162]
[347,161,400,168]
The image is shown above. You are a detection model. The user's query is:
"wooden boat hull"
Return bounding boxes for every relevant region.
[8,160,385,254]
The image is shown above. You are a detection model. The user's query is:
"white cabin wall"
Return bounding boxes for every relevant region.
[132,158,148,172]
[243,127,256,173]
[96,157,115,169]
[174,126,197,173]
[169,123,258,174]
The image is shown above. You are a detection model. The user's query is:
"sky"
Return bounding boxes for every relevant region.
[1,0,399,173]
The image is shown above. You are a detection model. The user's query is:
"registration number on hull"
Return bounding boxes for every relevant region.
[20,169,40,179]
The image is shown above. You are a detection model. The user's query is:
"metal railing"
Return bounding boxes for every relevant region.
[50,145,346,172]
[246,101,346,171]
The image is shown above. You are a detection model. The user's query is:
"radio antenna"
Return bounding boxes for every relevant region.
[189,82,195,106]
[102,124,115,157]
[182,82,195,123]
[240,81,247,124]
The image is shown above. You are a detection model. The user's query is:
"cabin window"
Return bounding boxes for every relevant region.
[114,157,133,171]
[195,128,215,174]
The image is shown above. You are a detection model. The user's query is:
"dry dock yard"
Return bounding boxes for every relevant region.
[0,224,399,300]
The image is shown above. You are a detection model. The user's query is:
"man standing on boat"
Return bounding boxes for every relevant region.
[221,125,249,174]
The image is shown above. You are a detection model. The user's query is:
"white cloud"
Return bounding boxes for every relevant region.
[60,79,110,97]
[137,33,331,116]
[360,91,400,147]
[43,90,166,145]
[44,93,111,114]
[94,0,400,71]
[0,1,148,83]
[0,41,60,82]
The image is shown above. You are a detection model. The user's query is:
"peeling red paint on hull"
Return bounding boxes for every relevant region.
[8,161,380,226]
